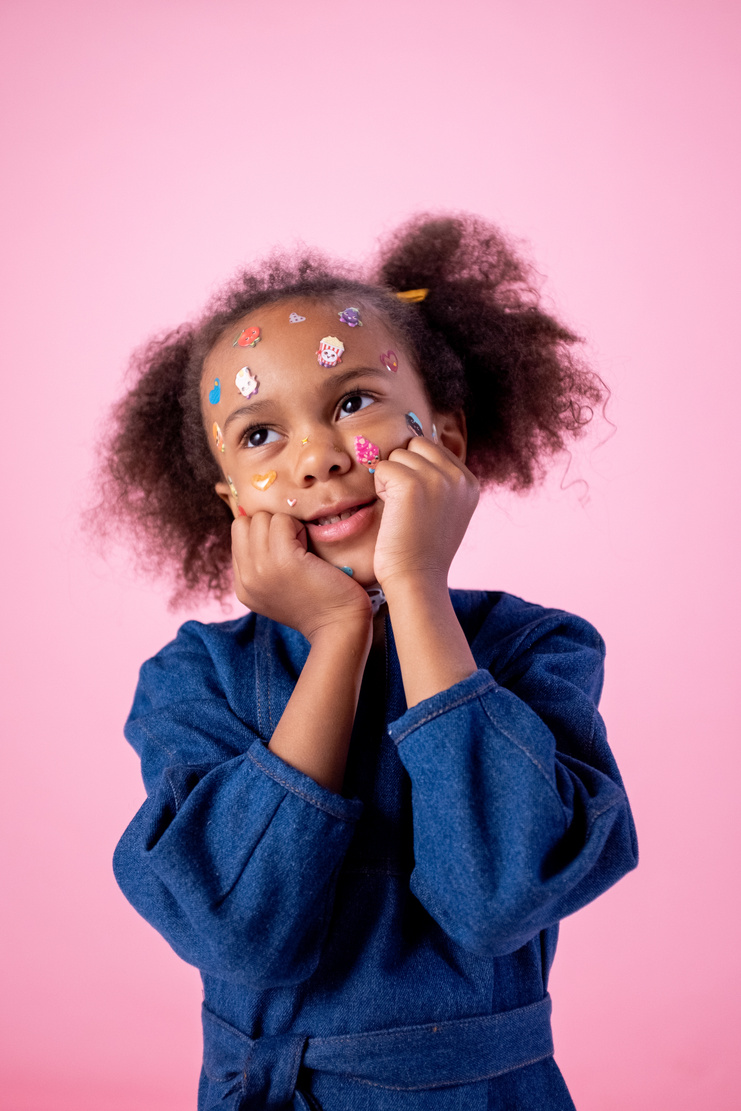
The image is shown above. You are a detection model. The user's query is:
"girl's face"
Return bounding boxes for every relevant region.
[201,299,444,586]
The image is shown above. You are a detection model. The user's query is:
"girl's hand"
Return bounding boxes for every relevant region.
[372,438,479,593]
[231,511,371,643]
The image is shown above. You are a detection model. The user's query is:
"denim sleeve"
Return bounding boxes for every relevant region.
[113,650,362,988]
[388,614,637,957]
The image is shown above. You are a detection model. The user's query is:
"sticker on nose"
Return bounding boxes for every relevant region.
[317,336,345,367]
[235,367,259,398]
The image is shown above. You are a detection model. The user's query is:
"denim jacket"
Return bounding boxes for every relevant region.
[113,590,637,1110]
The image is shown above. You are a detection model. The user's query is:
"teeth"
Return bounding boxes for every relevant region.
[315,506,362,526]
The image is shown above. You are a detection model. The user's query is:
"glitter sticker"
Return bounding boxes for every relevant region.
[234,326,261,348]
[301,436,309,446]
[213,423,225,453]
[380,350,398,373]
[235,367,259,398]
[289,312,306,323]
[354,435,380,469]
[338,307,362,327]
[406,411,424,437]
[287,498,297,507]
[317,336,345,368]
[251,471,277,491]
[208,378,221,405]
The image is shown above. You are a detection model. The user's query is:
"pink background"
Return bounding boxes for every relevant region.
[1,0,739,1107]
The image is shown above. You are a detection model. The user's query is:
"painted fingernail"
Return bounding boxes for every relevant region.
[238,506,247,516]
[339,566,354,576]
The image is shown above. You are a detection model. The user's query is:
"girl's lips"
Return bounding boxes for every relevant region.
[304,500,377,544]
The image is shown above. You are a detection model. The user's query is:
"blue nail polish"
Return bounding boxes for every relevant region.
[340,566,354,576]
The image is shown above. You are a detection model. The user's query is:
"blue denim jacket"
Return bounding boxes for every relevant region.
[113,591,637,1110]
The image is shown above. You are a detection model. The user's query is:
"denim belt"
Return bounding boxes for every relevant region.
[201,995,554,1109]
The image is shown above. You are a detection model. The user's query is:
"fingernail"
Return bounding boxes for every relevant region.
[238,506,247,516]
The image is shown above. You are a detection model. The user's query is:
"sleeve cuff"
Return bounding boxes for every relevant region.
[388,669,498,745]
[247,739,364,822]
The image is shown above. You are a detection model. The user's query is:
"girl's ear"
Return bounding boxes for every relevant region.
[434,408,467,462]
[214,480,234,510]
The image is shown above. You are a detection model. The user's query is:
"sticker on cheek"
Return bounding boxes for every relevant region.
[227,475,239,500]
[252,470,277,491]
[317,336,345,367]
[338,307,362,327]
[289,312,306,323]
[287,498,297,507]
[432,423,438,443]
[380,350,398,373]
[208,378,221,404]
[235,367,259,398]
[355,435,380,470]
[406,411,424,437]
[213,423,225,453]
[234,326,261,348]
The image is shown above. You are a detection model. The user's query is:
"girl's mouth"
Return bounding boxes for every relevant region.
[304,500,377,544]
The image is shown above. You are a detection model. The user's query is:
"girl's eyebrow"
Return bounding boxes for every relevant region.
[223,366,390,431]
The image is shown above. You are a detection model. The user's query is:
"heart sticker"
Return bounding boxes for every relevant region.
[234,326,261,348]
[251,471,277,491]
[289,313,306,323]
[286,498,297,507]
[380,350,398,373]
[208,378,221,405]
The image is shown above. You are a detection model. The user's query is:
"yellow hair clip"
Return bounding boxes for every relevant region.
[395,288,429,303]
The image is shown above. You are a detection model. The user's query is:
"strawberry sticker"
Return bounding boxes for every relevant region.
[234,326,261,348]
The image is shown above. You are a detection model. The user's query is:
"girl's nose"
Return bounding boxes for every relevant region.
[296,432,352,485]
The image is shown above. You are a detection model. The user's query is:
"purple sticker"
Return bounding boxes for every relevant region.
[338,307,362,327]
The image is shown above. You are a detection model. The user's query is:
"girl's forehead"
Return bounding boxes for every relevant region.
[203,298,407,388]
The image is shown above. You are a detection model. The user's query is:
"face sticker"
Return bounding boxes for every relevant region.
[338,307,362,327]
[380,350,398,373]
[289,312,306,323]
[235,367,259,398]
[208,378,221,405]
[355,435,380,471]
[251,471,277,491]
[287,498,297,507]
[406,411,424,437]
[339,566,354,576]
[234,326,261,348]
[317,336,345,368]
[227,474,239,500]
[213,422,225,453]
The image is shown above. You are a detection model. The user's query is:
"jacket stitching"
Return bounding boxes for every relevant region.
[247,748,359,821]
[391,674,496,743]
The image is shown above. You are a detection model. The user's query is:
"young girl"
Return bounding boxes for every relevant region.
[108,213,637,1111]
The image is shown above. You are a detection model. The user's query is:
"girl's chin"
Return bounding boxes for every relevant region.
[315,548,378,587]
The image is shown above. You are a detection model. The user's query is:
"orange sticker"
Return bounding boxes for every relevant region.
[213,422,225,453]
[234,326,261,348]
[251,471,277,491]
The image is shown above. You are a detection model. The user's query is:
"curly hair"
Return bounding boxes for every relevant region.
[99,212,605,604]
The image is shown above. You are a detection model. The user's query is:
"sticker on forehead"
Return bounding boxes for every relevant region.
[289,312,306,323]
[406,411,424,437]
[338,307,362,328]
[354,435,380,471]
[380,351,398,373]
[234,326,261,348]
[208,378,221,405]
[213,423,225,453]
[317,336,345,368]
[252,471,277,491]
[235,367,259,398]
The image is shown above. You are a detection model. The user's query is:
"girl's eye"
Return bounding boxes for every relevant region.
[339,393,374,418]
[243,427,281,448]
